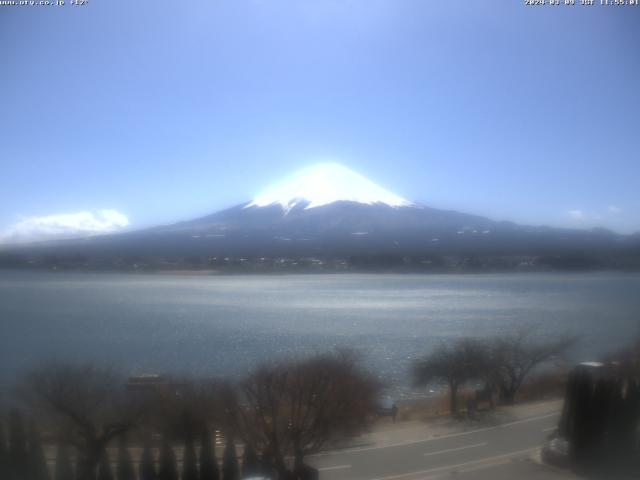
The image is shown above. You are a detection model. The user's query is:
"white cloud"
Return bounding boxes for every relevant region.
[0,209,130,244]
[568,209,586,221]
[608,205,622,213]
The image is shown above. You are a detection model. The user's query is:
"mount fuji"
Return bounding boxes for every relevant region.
[1,163,638,270]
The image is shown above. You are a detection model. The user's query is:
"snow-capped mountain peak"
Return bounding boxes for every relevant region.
[245,163,413,212]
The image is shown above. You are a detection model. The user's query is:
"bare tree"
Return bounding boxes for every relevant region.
[23,363,147,480]
[489,330,576,404]
[413,339,486,416]
[228,350,379,476]
[146,379,223,442]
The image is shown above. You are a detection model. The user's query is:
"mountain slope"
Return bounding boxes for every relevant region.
[3,199,633,260]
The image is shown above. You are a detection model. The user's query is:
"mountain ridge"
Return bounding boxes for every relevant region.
[1,164,639,271]
[1,199,637,265]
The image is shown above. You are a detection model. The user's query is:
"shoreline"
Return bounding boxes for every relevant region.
[2,266,640,277]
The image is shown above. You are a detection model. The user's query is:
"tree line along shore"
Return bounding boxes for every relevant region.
[2,251,640,273]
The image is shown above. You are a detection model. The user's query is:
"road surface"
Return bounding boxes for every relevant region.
[309,409,564,480]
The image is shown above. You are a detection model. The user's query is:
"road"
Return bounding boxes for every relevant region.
[308,410,564,480]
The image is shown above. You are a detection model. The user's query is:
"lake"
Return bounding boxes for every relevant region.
[1,270,639,395]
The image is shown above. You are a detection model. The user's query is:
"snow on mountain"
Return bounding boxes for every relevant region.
[245,163,414,212]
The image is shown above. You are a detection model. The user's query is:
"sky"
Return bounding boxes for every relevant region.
[1,0,639,242]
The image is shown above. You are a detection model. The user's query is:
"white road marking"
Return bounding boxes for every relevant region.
[318,464,351,471]
[309,411,559,457]
[369,447,540,480]
[498,412,558,428]
[423,442,487,457]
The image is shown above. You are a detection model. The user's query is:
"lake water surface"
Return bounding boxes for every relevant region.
[1,271,639,394]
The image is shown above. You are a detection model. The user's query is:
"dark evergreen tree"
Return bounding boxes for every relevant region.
[53,443,74,480]
[259,449,275,480]
[157,439,178,480]
[8,410,29,480]
[97,448,114,480]
[295,464,319,480]
[198,429,219,480]
[0,421,9,480]
[182,436,198,480]
[241,445,259,479]
[116,435,135,480]
[28,422,50,480]
[138,439,156,480]
[221,438,239,480]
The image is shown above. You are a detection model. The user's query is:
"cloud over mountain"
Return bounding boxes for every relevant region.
[0,209,129,244]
